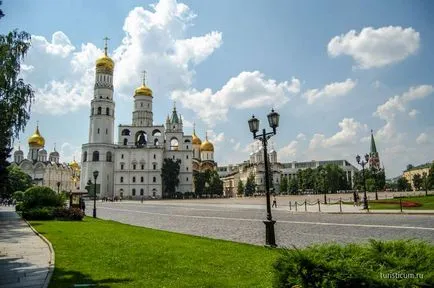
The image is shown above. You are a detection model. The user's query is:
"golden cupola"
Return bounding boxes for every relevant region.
[134,71,153,97]
[28,125,45,147]
[200,133,214,152]
[192,123,202,145]
[95,37,114,74]
[69,158,79,170]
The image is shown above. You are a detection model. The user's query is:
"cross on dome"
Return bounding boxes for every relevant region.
[103,37,110,56]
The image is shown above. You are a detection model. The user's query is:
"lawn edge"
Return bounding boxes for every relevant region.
[24,219,55,288]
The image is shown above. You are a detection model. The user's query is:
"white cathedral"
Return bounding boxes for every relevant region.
[80,41,216,199]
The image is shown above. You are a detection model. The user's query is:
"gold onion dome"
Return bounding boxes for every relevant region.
[70,159,79,170]
[95,37,114,74]
[28,126,45,147]
[134,84,153,97]
[192,132,202,145]
[200,137,214,152]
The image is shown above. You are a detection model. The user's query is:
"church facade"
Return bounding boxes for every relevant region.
[80,41,216,199]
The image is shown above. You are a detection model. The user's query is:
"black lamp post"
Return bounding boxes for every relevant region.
[248,109,280,247]
[56,181,61,194]
[93,170,99,218]
[356,154,369,210]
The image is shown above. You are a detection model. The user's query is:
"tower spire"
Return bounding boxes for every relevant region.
[142,70,147,86]
[370,129,377,154]
[103,37,110,56]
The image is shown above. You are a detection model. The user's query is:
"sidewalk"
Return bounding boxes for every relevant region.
[0,206,52,288]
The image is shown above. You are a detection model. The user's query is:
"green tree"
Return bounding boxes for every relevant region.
[0,4,35,199]
[207,170,223,197]
[279,176,288,195]
[365,178,376,192]
[3,165,32,198]
[406,164,414,171]
[237,180,244,196]
[161,158,180,198]
[288,177,298,195]
[244,173,256,196]
[397,177,411,192]
[412,173,422,191]
[421,172,430,196]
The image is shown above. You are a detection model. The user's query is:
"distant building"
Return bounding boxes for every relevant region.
[403,161,433,190]
[11,125,80,192]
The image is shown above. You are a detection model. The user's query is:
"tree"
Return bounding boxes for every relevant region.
[421,172,430,196]
[1,165,32,198]
[161,158,180,198]
[237,180,244,196]
[279,176,288,195]
[288,177,298,195]
[412,173,422,191]
[244,173,256,196]
[397,177,411,192]
[365,178,376,192]
[0,5,35,200]
[207,170,223,197]
[406,164,414,171]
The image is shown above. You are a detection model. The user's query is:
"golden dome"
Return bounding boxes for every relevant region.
[192,132,202,145]
[200,140,214,152]
[70,159,79,170]
[28,126,45,147]
[134,84,153,97]
[96,55,114,74]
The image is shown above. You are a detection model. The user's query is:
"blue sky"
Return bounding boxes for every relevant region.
[2,0,434,177]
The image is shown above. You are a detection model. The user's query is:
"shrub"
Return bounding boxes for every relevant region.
[12,191,25,202]
[53,207,84,221]
[15,202,23,212]
[22,207,55,220]
[273,240,434,288]
[22,186,65,210]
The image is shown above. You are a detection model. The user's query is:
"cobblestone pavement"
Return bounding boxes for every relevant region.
[86,199,434,248]
[0,207,51,288]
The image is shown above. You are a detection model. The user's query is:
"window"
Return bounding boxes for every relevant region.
[120,177,124,183]
[92,151,99,161]
[97,128,100,134]
[141,102,143,107]
[121,129,131,136]
[83,151,87,162]
[154,138,159,145]
[121,164,124,170]
[132,177,136,183]
[186,167,189,171]
[132,189,136,196]
[186,145,189,149]
[186,155,189,159]
[153,164,156,170]
[121,154,124,159]
[133,164,136,170]
[153,176,156,183]
[106,151,112,162]
[153,154,156,159]
[186,177,188,182]
[141,164,144,170]
[97,107,102,115]
[123,138,128,146]
[140,188,144,196]
[106,128,108,135]
[141,177,144,183]
[106,107,110,115]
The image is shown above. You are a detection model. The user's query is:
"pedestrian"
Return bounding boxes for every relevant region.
[141,196,144,203]
[272,195,277,208]
[353,191,357,206]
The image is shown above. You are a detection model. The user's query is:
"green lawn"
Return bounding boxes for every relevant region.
[369,195,434,210]
[31,218,279,288]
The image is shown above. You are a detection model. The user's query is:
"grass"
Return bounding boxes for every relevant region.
[369,195,434,210]
[31,217,279,288]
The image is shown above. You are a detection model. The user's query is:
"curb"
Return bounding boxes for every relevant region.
[24,219,55,288]
[287,210,434,215]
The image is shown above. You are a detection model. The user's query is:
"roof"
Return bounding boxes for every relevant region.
[404,162,433,172]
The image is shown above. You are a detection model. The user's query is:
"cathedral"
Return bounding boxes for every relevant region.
[80,41,216,199]
[11,125,80,192]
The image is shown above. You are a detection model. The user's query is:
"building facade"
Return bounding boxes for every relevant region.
[80,42,216,199]
[403,162,433,190]
[11,125,80,192]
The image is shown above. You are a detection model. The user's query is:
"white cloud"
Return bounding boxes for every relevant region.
[408,109,419,118]
[296,133,306,141]
[328,26,420,69]
[233,142,241,151]
[22,0,223,115]
[372,80,381,89]
[21,64,34,72]
[416,133,429,145]
[278,140,298,160]
[207,130,224,143]
[172,71,300,125]
[59,142,81,164]
[308,118,366,149]
[303,79,356,104]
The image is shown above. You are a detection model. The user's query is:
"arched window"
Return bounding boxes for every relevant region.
[97,107,102,115]
[152,129,161,136]
[140,176,144,183]
[106,151,112,162]
[170,138,179,150]
[132,177,136,183]
[83,151,87,162]
[154,138,159,146]
[153,176,156,183]
[121,129,131,136]
[140,188,144,196]
[120,177,124,183]
[92,151,99,161]
[123,138,128,146]
[132,189,136,196]
[136,131,147,147]
[153,154,156,159]
[106,107,110,115]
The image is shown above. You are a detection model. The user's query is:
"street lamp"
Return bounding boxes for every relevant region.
[93,170,99,218]
[248,109,280,247]
[356,154,369,210]
[56,181,61,194]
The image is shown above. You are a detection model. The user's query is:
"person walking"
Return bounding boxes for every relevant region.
[272,195,277,208]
